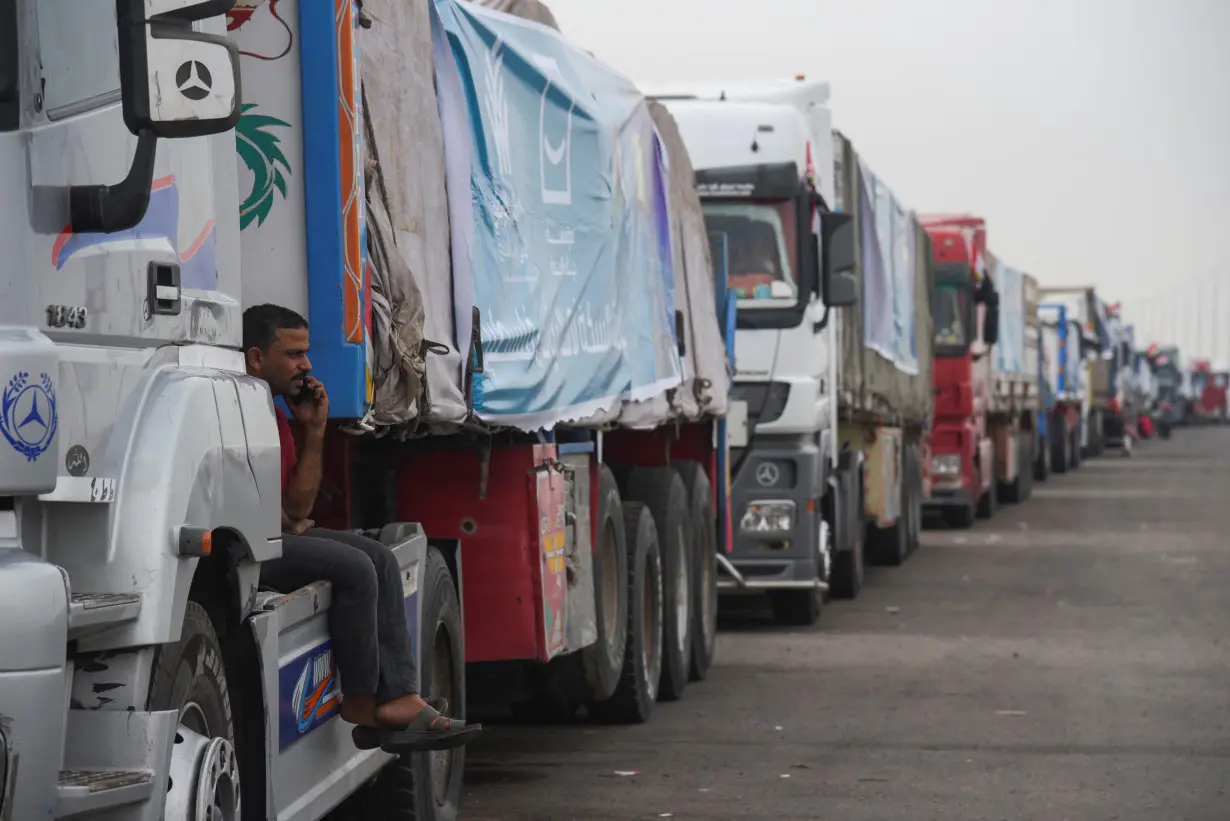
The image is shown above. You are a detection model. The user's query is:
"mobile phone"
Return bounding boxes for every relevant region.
[289,373,313,405]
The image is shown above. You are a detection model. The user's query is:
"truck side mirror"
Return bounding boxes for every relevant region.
[821,211,857,308]
[73,0,240,233]
[117,0,242,139]
[982,292,1000,346]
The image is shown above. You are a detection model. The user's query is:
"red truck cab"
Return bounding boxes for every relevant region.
[920,215,1000,528]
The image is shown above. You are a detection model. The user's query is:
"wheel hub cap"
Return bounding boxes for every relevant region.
[165,724,240,821]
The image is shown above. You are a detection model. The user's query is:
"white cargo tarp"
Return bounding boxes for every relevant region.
[994,260,1025,375]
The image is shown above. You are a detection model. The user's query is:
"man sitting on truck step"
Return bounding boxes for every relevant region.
[243,304,480,752]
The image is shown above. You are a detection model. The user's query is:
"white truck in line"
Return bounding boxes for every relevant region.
[652,78,932,624]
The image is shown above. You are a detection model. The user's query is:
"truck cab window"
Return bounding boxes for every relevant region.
[1,0,16,130]
[702,201,798,306]
[36,0,121,118]
[932,281,971,353]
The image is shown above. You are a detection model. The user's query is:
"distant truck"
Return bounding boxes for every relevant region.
[1038,285,1107,460]
[986,260,1041,504]
[919,215,1001,528]
[1038,302,1087,472]
[653,78,863,625]
[654,77,930,620]
[1187,360,1228,424]
[1145,345,1185,426]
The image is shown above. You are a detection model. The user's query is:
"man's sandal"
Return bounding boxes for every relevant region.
[351,701,481,753]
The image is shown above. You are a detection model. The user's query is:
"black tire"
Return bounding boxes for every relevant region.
[147,602,239,820]
[589,502,663,724]
[976,441,998,519]
[623,467,691,701]
[580,465,629,704]
[357,548,467,821]
[906,445,922,554]
[1019,435,1034,502]
[1034,431,1051,481]
[999,434,1025,504]
[946,503,976,529]
[673,461,717,682]
[867,459,908,567]
[1050,415,1068,475]
[1070,428,1082,469]
[828,469,864,599]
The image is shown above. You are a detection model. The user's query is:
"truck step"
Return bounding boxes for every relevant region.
[57,768,153,816]
[68,593,142,638]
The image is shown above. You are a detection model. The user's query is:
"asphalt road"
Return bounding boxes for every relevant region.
[461,428,1230,821]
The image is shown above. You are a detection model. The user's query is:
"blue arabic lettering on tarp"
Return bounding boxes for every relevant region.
[435,1,681,429]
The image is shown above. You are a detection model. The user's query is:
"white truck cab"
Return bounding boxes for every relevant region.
[653,79,857,625]
[1,3,452,820]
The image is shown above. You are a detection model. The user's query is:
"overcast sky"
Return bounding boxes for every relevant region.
[546,0,1230,354]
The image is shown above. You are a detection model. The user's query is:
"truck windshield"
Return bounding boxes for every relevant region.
[932,281,971,355]
[702,200,798,309]
[1,0,16,131]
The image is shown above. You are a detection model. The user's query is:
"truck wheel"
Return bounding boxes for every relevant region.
[977,443,998,519]
[1019,436,1034,501]
[999,434,1025,504]
[1069,429,1081,469]
[673,461,717,682]
[1050,420,1068,475]
[867,471,907,567]
[151,602,242,821]
[590,502,663,724]
[828,470,864,599]
[580,465,630,704]
[906,446,923,554]
[353,548,467,821]
[946,503,976,529]
[1034,433,1051,481]
[624,467,691,701]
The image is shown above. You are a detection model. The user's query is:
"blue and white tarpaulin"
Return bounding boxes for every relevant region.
[994,262,1025,375]
[858,161,918,375]
[436,0,682,429]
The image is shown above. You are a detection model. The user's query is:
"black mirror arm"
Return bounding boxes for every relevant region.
[69,128,157,233]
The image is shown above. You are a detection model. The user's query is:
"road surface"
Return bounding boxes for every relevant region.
[462,428,1230,820]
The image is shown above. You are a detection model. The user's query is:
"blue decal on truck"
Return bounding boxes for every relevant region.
[277,589,420,750]
[279,641,341,750]
[1,371,57,462]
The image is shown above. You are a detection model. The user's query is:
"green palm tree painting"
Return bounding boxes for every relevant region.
[236,103,293,230]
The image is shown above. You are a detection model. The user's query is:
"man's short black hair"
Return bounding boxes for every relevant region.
[243,304,309,352]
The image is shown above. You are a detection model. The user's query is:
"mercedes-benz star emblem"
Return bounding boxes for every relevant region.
[176,60,213,101]
[755,462,780,487]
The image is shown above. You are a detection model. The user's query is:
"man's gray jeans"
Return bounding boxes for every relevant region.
[261,528,417,701]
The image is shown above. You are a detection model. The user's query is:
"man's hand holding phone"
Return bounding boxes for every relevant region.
[290,375,329,431]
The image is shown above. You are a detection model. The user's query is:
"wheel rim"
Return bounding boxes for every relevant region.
[600,519,620,644]
[165,703,240,821]
[430,621,456,806]
[673,524,690,651]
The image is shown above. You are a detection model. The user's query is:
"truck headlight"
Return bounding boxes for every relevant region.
[930,453,962,477]
[740,500,795,534]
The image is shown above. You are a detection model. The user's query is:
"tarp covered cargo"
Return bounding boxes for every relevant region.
[238,0,726,432]
[987,259,1039,413]
[832,132,934,426]
[477,0,728,427]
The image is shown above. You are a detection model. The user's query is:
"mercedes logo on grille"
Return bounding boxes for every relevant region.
[176,60,213,101]
[755,462,780,487]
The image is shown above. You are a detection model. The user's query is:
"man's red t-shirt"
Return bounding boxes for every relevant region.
[276,406,298,493]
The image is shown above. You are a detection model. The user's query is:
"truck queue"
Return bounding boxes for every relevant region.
[0,1,1198,820]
